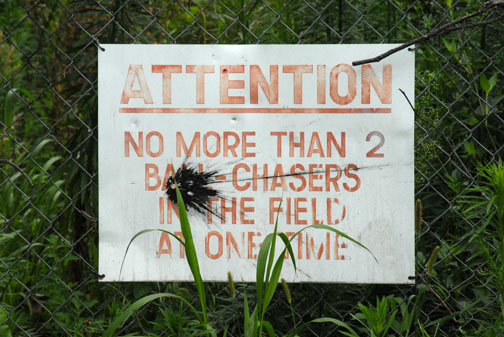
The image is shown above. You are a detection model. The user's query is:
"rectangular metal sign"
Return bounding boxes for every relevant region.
[98,44,415,283]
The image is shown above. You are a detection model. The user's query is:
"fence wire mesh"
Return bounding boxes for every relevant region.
[0,0,503,336]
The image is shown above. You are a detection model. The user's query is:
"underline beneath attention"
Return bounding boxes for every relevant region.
[119,107,391,114]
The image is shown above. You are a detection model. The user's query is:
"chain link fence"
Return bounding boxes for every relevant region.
[1,0,503,336]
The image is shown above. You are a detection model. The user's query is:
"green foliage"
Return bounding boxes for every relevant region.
[337,295,420,337]
[111,184,374,336]
[175,184,209,327]
[354,297,398,337]
[458,160,504,327]
[414,70,441,186]
[479,73,498,96]
[0,307,12,337]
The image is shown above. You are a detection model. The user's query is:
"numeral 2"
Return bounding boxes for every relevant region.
[366,131,384,158]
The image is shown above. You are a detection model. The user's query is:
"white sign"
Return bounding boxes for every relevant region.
[98,44,415,283]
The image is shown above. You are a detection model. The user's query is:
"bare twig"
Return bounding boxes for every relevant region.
[353,2,504,66]
[77,209,97,223]
[440,15,504,34]
[399,89,477,187]
[416,271,458,324]
[0,159,34,186]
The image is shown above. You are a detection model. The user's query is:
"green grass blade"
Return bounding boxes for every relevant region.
[256,233,273,315]
[255,205,375,333]
[252,307,259,337]
[119,228,185,278]
[175,184,207,323]
[244,290,259,337]
[189,324,217,337]
[3,89,15,154]
[247,306,258,337]
[262,249,286,316]
[265,200,282,285]
[278,232,296,271]
[258,200,284,334]
[313,317,359,334]
[244,291,250,337]
[103,293,200,337]
[293,224,377,262]
[384,309,398,335]
[262,320,276,337]
[284,317,359,337]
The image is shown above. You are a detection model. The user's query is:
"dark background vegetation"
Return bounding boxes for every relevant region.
[0,0,503,336]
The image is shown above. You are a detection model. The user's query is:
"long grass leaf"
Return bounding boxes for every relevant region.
[188,324,217,337]
[249,306,258,337]
[293,224,377,262]
[284,317,359,337]
[258,201,284,333]
[175,184,207,323]
[262,321,276,337]
[311,318,359,333]
[3,90,15,154]
[256,233,273,316]
[254,214,376,332]
[31,138,53,155]
[384,309,398,334]
[265,200,282,285]
[262,250,285,315]
[277,232,296,271]
[244,291,250,337]
[119,229,185,278]
[426,245,440,275]
[103,293,200,337]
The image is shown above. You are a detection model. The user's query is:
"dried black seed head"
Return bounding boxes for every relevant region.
[166,163,222,219]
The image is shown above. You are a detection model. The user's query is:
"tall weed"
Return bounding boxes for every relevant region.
[459,159,504,331]
[107,181,375,336]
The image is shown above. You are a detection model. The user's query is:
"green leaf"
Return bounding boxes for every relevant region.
[175,183,207,324]
[255,233,273,315]
[3,89,15,126]
[491,94,504,106]
[467,115,479,126]
[258,199,284,330]
[464,141,475,156]
[384,309,398,335]
[189,324,217,337]
[488,73,498,93]
[285,317,360,337]
[442,38,456,53]
[31,139,53,155]
[103,293,200,337]
[244,287,259,337]
[0,308,7,324]
[265,200,282,291]
[299,224,377,262]
[278,232,296,271]
[2,89,16,154]
[43,156,61,171]
[426,246,440,275]
[480,74,490,93]
[0,326,12,337]
[244,291,251,337]
[119,228,184,278]
[262,321,276,337]
[262,250,285,315]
